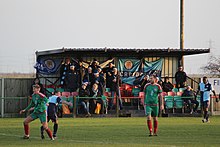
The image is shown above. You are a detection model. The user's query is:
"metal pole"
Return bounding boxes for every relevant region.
[73,96,77,118]
[210,97,213,116]
[180,0,184,67]
[1,78,4,118]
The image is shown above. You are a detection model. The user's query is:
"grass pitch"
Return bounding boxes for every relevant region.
[0,117,220,147]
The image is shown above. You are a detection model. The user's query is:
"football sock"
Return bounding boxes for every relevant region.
[40,126,44,135]
[53,123,58,135]
[205,111,209,120]
[154,120,158,134]
[204,110,208,119]
[147,120,152,133]
[24,124,29,136]
[45,128,53,138]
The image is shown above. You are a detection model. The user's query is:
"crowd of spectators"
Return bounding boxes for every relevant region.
[33,58,203,115]
[59,58,122,115]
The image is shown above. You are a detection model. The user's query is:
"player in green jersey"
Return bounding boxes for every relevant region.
[144,75,164,136]
[20,84,54,140]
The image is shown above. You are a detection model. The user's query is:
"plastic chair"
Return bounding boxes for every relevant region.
[56,88,64,93]
[132,88,141,97]
[164,96,174,113]
[105,88,111,92]
[162,92,168,96]
[62,92,71,97]
[179,88,186,92]
[177,92,183,96]
[173,96,184,113]
[168,91,175,96]
[138,92,145,106]
[71,92,79,96]
[172,88,179,93]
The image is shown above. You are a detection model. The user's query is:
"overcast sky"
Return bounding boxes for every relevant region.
[0,0,219,74]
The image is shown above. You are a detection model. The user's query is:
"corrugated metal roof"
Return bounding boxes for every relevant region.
[36,47,210,57]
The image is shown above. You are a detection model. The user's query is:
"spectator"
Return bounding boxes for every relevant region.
[139,75,150,92]
[83,67,93,90]
[182,86,199,114]
[175,66,187,89]
[89,83,104,114]
[77,60,86,85]
[29,78,45,96]
[64,65,80,92]
[60,57,73,87]
[103,62,114,89]
[79,82,91,117]
[89,59,101,73]
[162,77,174,92]
[109,68,123,110]
[91,70,105,95]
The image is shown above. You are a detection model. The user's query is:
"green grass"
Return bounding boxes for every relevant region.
[0,117,220,147]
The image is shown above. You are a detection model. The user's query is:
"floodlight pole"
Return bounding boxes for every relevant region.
[179,0,184,67]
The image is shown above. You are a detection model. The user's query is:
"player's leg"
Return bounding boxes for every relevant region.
[40,116,50,139]
[39,112,53,140]
[203,101,210,122]
[145,106,153,136]
[51,113,58,138]
[23,115,34,139]
[52,119,58,138]
[40,125,45,139]
[152,106,159,136]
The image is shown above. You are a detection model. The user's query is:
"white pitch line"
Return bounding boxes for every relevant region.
[0,133,114,144]
[0,133,197,146]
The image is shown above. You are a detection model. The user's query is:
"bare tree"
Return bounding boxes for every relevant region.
[201,55,220,76]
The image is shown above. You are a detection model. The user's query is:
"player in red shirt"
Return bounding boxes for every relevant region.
[144,75,164,136]
[20,84,54,140]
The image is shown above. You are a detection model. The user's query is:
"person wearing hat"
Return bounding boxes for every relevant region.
[91,69,105,95]
[20,84,54,140]
[79,82,91,117]
[64,65,80,92]
[89,59,101,73]
[83,67,94,91]
[89,83,104,114]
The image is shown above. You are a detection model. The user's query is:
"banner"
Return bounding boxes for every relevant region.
[35,57,115,75]
[118,58,164,85]
[143,58,164,77]
[34,57,63,74]
[206,78,220,94]
[118,59,142,85]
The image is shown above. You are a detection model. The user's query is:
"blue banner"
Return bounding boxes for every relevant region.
[118,58,164,85]
[118,59,142,85]
[34,57,63,74]
[143,58,164,77]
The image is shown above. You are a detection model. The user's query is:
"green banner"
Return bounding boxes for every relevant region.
[118,58,163,85]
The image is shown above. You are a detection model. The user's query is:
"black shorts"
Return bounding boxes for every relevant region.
[47,104,58,122]
[47,112,58,122]
[202,100,210,109]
